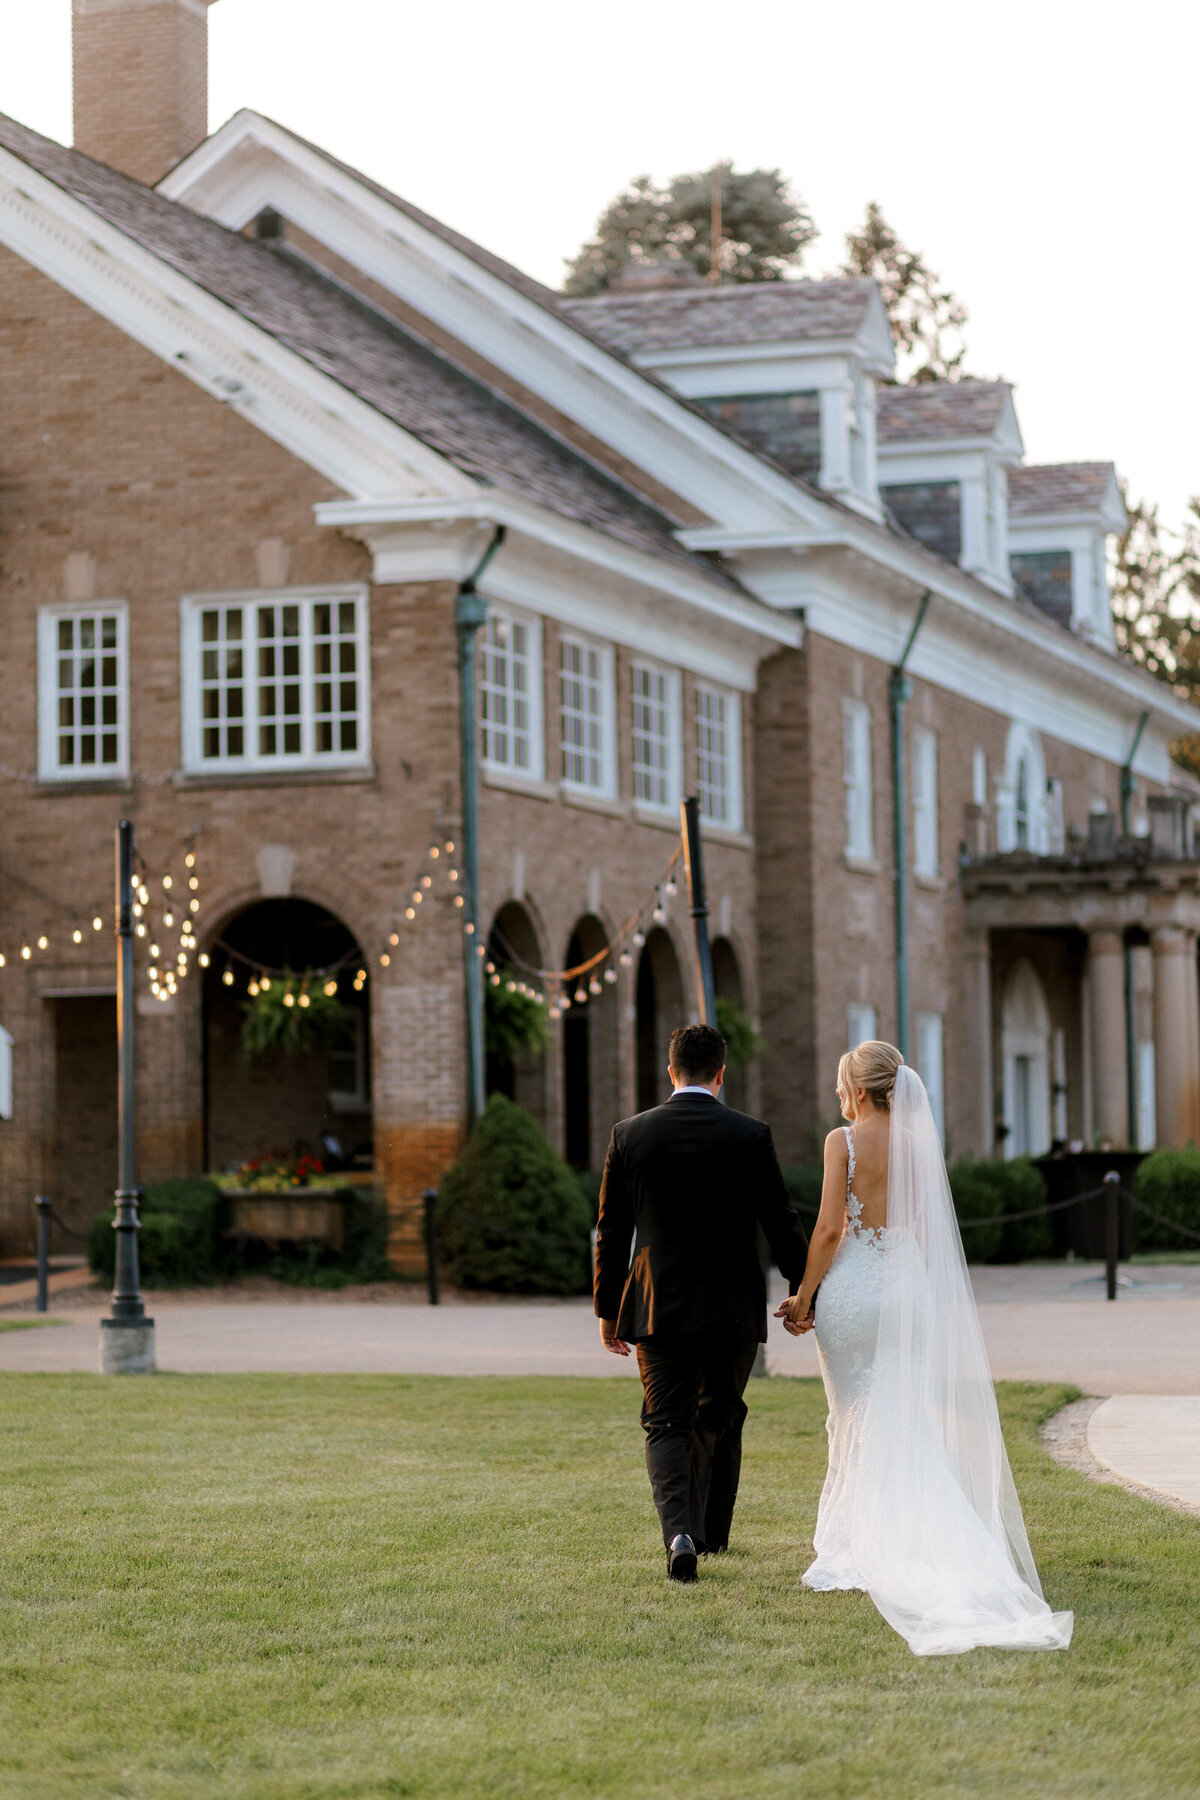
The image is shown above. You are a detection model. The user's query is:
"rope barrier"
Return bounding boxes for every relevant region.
[1129,1197,1200,1243]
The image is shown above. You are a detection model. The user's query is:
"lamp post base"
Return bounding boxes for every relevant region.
[99,1317,156,1374]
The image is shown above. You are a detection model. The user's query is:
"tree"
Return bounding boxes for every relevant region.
[563,163,815,296]
[1110,492,1200,774]
[840,201,968,384]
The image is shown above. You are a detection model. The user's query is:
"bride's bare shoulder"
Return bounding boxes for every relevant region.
[823,1126,849,1161]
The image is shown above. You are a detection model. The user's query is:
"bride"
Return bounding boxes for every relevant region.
[776,1040,1073,1656]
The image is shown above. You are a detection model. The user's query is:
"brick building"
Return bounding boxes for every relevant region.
[1,0,1198,1260]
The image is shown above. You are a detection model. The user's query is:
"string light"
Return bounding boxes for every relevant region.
[260,976,271,992]
[604,968,618,984]
[93,916,103,931]
[283,991,295,1008]
[198,953,210,969]
[324,979,337,997]
[389,933,399,946]
[248,980,260,998]
[185,853,195,869]
[72,929,83,944]
[20,945,30,961]
[222,966,234,986]
[380,953,390,967]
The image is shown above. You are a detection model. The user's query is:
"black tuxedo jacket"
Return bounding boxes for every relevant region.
[593,1093,809,1344]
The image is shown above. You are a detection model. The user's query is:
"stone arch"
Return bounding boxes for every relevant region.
[1000,957,1051,1158]
[561,913,620,1170]
[485,899,548,1130]
[203,895,371,1175]
[636,927,687,1113]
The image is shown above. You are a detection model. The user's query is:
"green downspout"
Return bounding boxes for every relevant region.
[1120,708,1150,1147]
[456,525,506,1128]
[889,590,932,1060]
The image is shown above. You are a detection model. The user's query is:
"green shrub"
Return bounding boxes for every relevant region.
[438,1094,592,1294]
[1134,1148,1200,1252]
[87,1179,227,1286]
[574,1168,603,1227]
[782,1165,824,1224]
[948,1157,1051,1263]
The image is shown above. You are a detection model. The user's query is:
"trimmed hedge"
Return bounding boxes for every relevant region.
[439,1094,592,1294]
[87,1179,227,1286]
[1134,1148,1200,1253]
[948,1157,1051,1263]
[782,1165,824,1221]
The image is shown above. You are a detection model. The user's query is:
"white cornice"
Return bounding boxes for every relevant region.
[0,145,467,506]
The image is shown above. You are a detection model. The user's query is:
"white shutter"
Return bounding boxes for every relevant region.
[912,727,939,877]
[843,700,873,857]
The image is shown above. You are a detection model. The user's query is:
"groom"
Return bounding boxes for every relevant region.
[594,1023,809,1581]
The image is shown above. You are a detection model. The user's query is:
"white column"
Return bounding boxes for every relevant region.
[1088,929,1128,1147]
[1152,926,1200,1148]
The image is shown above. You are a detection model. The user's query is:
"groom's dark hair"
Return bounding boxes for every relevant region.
[669,1023,726,1082]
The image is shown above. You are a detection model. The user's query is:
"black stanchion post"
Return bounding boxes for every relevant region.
[424,1189,440,1306]
[35,1195,50,1314]
[1104,1170,1120,1302]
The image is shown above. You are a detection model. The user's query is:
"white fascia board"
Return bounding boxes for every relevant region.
[655,350,855,399]
[317,492,799,662]
[1010,507,1126,538]
[0,149,470,506]
[159,115,824,534]
[878,444,992,479]
[1008,519,1095,550]
[316,497,797,686]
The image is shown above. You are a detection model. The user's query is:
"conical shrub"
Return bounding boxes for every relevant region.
[438,1094,592,1294]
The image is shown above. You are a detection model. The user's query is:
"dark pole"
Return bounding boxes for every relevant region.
[889,590,932,1061]
[423,1189,440,1306]
[1104,1170,1120,1302]
[35,1195,50,1314]
[456,525,506,1130]
[100,821,154,1370]
[680,797,717,1027]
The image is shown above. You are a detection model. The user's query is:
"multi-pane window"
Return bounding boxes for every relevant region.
[696,683,741,830]
[481,610,541,777]
[843,698,873,858]
[917,1011,945,1142]
[631,663,679,810]
[847,1002,877,1051]
[38,605,128,779]
[183,590,369,772]
[912,725,939,877]
[560,636,613,794]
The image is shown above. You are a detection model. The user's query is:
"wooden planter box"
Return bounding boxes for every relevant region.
[224,1188,353,1250]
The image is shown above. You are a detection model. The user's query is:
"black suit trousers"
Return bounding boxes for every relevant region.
[635,1334,760,1550]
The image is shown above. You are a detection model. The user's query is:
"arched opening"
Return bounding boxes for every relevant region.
[999,724,1047,854]
[712,935,748,1112]
[203,897,371,1175]
[636,927,686,1113]
[1001,957,1051,1158]
[562,914,619,1170]
[485,900,548,1131]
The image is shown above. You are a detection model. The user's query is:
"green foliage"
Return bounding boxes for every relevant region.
[782,1164,824,1222]
[240,974,346,1060]
[1109,489,1200,775]
[564,163,815,296]
[484,971,548,1066]
[715,996,766,1071]
[840,201,969,384]
[438,1093,592,1294]
[573,1166,603,1227]
[87,1179,227,1286]
[948,1157,1051,1263]
[1134,1147,1200,1252]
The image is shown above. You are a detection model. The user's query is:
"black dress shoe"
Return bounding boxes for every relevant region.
[667,1534,698,1582]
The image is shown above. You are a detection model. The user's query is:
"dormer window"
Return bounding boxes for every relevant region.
[694,390,821,482]
[1006,463,1127,648]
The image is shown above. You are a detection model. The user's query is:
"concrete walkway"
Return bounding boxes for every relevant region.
[1087,1395,1200,1508]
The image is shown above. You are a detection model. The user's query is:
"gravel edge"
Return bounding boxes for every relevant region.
[1039,1395,1200,1518]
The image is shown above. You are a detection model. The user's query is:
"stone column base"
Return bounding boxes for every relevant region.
[99,1318,156,1375]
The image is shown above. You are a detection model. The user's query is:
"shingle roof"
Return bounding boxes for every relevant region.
[562,279,878,356]
[0,113,737,586]
[877,380,1013,443]
[1007,463,1118,518]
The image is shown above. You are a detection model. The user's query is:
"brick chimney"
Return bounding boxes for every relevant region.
[72,0,219,185]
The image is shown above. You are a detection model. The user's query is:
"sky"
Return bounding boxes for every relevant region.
[1,0,1196,534]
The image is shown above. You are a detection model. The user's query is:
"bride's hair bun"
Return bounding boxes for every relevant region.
[837,1040,905,1116]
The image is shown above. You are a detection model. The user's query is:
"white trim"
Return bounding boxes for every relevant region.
[843,697,874,859]
[179,584,371,776]
[847,1001,877,1049]
[695,682,744,834]
[996,723,1048,853]
[479,604,544,783]
[558,633,617,800]
[37,600,130,782]
[916,1011,945,1142]
[911,724,939,878]
[0,1023,12,1120]
[630,659,683,815]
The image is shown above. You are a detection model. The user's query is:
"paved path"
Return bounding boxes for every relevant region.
[1,1262,1197,1391]
[1087,1395,1200,1508]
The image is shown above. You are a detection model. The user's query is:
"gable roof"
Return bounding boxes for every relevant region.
[1007,462,1123,521]
[563,277,882,357]
[877,379,1015,444]
[0,112,741,587]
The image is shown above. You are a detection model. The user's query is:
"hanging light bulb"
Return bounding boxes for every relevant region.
[429,845,440,859]
[485,962,495,975]
[137,886,149,906]
[449,868,459,882]
[389,933,399,947]
[574,986,587,1005]
[189,899,200,914]
[548,1005,560,1021]
[260,975,271,992]
[633,930,645,947]
[93,916,103,931]
[454,895,464,908]
[72,929,82,944]
[357,969,367,983]
[405,907,415,920]
[136,923,147,938]
[665,879,678,898]
[652,905,665,924]
[248,980,259,997]
[411,891,422,905]
[506,979,517,993]
[133,903,143,919]
[37,935,48,950]
[299,990,311,1007]
[163,911,174,928]
[619,950,632,967]
[476,944,487,958]
[444,841,455,855]
[380,954,390,968]
[534,993,545,1007]
[198,953,210,969]
[21,945,31,960]
[150,943,160,959]
[185,853,195,869]
[464,921,475,935]
[0,955,7,969]
[589,976,602,996]
[604,968,618,984]
[324,979,337,997]
[222,966,234,987]
[283,991,295,1008]
[162,876,173,891]
[188,877,199,891]
[421,875,432,890]
[490,973,501,987]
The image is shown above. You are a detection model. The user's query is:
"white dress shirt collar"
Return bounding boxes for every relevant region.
[670,1084,717,1098]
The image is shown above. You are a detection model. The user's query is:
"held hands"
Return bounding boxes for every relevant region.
[774,1296,815,1337]
[599,1319,632,1357]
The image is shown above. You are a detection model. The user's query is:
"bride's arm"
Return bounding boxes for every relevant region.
[781,1129,847,1328]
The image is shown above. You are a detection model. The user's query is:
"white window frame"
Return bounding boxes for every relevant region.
[180,586,371,776]
[916,1011,945,1142]
[912,725,939,878]
[847,1002,877,1050]
[695,682,743,832]
[843,698,873,859]
[480,606,543,781]
[630,660,682,813]
[0,1024,12,1120]
[995,723,1047,854]
[559,634,616,798]
[972,746,988,808]
[37,601,130,781]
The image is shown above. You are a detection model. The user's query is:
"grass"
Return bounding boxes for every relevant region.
[0,1318,68,1333]
[0,1375,1196,1800]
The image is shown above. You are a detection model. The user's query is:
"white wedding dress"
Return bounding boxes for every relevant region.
[804,1066,1073,1656]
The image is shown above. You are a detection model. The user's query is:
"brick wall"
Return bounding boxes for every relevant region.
[72,0,215,185]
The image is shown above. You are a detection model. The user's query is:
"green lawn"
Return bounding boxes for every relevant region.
[0,1375,1195,1800]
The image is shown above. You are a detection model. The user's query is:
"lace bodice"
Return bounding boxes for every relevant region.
[842,1126,886,1252]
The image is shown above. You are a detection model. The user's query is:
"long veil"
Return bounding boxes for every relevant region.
[847,1065,1073,1655]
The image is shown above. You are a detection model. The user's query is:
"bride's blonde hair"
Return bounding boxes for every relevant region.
[837,1039,905,1120]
